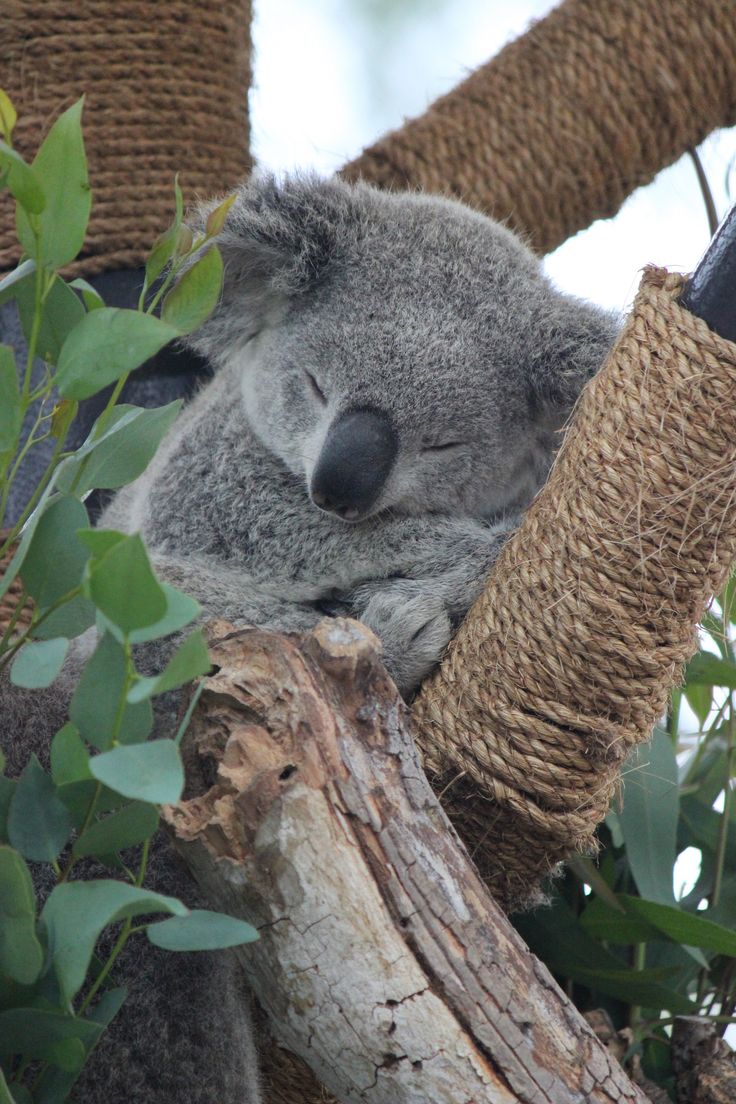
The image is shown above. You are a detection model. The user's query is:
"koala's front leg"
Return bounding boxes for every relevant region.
[344,514,518,696]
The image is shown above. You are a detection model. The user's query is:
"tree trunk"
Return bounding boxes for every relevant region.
[165,617,652,1104]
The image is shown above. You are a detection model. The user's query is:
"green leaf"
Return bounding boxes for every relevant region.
[86,534,167,633]
[161,246,223,334]
[684,650,736,689]
[619,727,679,905]
[0,1069,15,1104]
[41,880,186,1003]
[145,225,179,287]
[69,276,104,311]
[513,893,695,1013]
[0,90,17,141]
[73,801,159,858]
[59,400,182,493]
[0,257,35,307]
[0,140,45,214]
[684,682,713,728]
[56,779,126,830]
[0,845,43,984]
[15,272,85,365]
[0,1008,96,1069]
[147,909,258,951]
[16,98,91,269]
[0,776,15,842]
[128,582,200,645]
[56,308,179,400]
[0,344,22,452]
[205,192,237,237]
[70,632,153,750]
[50,724,91,786]
[620,895,736,958]
[127,629,210,702]
[76,527,128,558]
[20,495,89,608]
[8,755,72,862]
[581,896,661,944]
[89,740,184,804]
[10,637,69,688]
[29,592,96,641]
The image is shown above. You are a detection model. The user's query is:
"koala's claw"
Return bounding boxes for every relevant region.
[357,587,452,699]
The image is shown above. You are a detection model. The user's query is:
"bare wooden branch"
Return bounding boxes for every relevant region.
[165,617,652,1104]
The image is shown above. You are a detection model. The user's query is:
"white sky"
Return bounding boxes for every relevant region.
[250,0,736,314]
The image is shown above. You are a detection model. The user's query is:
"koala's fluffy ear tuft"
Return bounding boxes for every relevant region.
[526,292,620,430]
[183,173,363,363]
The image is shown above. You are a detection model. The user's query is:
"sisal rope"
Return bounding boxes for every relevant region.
[412,268,736,912]
[0,1,252,276]
[343,0,736,256]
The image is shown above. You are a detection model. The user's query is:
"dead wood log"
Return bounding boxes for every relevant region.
[165,617,652,1104]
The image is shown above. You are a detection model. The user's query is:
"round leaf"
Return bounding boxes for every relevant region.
[147,909,258,951]
[10,637,69,689]
[89,740,184,804]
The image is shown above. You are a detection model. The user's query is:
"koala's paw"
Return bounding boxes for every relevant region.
[357,585,452,699]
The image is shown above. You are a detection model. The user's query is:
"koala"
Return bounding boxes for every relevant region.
[2,173,618,1103]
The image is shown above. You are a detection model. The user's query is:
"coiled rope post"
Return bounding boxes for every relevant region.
[343,0,736,256]
[412,252,736,912]
[0,1,253,277]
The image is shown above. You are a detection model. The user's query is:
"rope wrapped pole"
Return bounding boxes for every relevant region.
[412,266,736,911]
[342,0,736,256]
[0,1,252,276]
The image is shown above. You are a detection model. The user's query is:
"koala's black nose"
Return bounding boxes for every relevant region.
[310,408,398,521]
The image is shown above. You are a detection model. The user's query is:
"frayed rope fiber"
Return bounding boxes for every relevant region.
[342,0,736,256]
[412,268,736,913]
[0,1,252,277]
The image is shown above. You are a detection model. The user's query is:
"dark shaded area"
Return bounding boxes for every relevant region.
[681,203,736,344]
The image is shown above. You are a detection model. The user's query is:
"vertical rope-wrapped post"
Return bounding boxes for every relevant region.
[0,1,252,276]
[412,268,736,911]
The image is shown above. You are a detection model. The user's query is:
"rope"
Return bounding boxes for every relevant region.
[0,1,252,276]
[343,0,736,256]
[412,268,736,912]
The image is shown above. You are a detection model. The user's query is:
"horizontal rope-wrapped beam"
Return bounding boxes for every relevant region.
[343,0,736,255]
[0,1,252,276]
[412,268,736,911]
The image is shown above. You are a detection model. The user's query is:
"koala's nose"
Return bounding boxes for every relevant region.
[310,408,398,521]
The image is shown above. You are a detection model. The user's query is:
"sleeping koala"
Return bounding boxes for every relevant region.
[104,173,617,696]
[2,174,617,1103]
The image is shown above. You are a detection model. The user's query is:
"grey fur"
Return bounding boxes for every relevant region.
[1,174,618,1101]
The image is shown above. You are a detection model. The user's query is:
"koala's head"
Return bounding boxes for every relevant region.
[187,174,617,522]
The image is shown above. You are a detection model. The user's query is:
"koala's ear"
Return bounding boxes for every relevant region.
[526,291,619,430]
[183,173,350,362]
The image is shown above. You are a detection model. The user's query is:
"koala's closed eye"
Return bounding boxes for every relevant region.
[421,440,465,453]
[304,369,327,405]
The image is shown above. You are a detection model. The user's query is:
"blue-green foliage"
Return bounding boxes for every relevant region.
[0,92,256,1103]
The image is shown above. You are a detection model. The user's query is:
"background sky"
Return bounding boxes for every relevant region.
[249,0,736,314]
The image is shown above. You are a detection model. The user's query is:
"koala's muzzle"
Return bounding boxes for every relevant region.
[310,408,397,521]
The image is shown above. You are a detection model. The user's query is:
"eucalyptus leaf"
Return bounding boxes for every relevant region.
[15,272,85,365]
[619,727,679,905]
[0,89,17,140]
[50,724,91,786]
[10,637,69,689]
[161,245,223,334]
[73,801,159,858]
[127,583,200,644]
[0,345,22,452]
[0,1008,97,1069]
[0,845,43,984]
[30,593,96,641]
[8,755,72,862]
[56,308,179,400]
[0,257,35,306]
[620,894,736,957]
[127,629,210,702]
[16,98,91,269]
[19,494,89,608]
[69,276,105,311]
[147,909,258,951]
[41,880,186,1003]
[89,740,184,804]
[86,534,167,633]
[684,650,736,689]
[0,776,15,842]
[70,632,153,750]
[0,140,45,214]
[59,400,182,493]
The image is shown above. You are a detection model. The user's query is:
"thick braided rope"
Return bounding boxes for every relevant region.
[0,1,252,276]
[343,0,736,256]
[412,268,736,912]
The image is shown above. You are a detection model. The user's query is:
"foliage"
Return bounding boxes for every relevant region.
[0,94,256,1103]
[514,596,736,1099]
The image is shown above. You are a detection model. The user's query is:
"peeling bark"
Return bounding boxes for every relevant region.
[165,618,652,1104]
